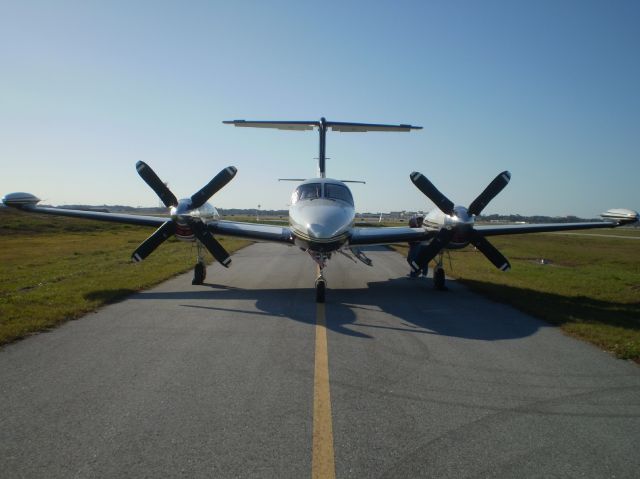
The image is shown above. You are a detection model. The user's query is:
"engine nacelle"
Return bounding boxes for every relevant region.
[600,208,639,225]
[2,192,41,208]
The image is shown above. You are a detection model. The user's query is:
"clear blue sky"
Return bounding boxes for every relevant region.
[1,0,638,217]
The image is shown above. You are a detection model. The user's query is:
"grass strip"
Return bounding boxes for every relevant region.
[0,209,249,345]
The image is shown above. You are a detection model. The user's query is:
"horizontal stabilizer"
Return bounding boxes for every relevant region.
[223,119,422,132]
[224,117,422,178]
[223,120,315,131]
[328,121,422,132]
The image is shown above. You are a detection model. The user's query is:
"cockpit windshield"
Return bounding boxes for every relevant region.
[292,183,322,204]
[325,183,354,205]
[291,182,354,206]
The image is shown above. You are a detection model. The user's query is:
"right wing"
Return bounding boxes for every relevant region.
[207,220,294,244]
[7,203,167,227]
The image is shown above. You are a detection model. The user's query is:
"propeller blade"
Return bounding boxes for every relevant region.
[470,231,511,271]
[412,228,455,270]
[467,171,511,216]
[136,161,178,208]
[190,166,238,209]
[410,172,455,216]
[192,222,232,268]
[131,221,176,262]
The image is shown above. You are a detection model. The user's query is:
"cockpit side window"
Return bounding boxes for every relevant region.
[325,183,354,205]
[292,183,322,204]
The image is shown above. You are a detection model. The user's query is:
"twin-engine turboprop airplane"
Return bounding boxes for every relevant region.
[3,117,638,302]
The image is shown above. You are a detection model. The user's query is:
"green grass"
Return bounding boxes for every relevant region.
[0,208,249,345]
[395,232,640,361]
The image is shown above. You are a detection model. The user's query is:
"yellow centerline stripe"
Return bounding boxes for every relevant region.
[312,302,336,479]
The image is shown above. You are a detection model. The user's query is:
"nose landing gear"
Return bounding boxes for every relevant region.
[192,241,207,285]
[315,274,326,303]
[310,253,329,303]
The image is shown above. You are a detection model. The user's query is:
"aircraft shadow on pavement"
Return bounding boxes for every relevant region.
[84,275,584,342]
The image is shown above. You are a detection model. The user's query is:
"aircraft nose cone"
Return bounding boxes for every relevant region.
[306,206,353,239]
[307,223,334,238]
[291,201,354,240]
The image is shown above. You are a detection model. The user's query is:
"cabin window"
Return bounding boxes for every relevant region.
[325,183,354,205]
[292,183,322,203]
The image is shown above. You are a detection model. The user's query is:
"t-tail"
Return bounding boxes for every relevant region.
[223,117,422,177]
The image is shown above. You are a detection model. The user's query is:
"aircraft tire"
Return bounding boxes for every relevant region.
[434,267,446,291]
[192,262,206,285]
[315,279,326,303]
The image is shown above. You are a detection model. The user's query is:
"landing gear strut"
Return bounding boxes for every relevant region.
[311,254,328,303]
[315,275,326,303]
[433,253,446,291]
[192,242,207,285]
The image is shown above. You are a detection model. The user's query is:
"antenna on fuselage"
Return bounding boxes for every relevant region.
[223,118,423,178]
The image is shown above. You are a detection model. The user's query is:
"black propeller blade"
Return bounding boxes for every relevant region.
[191,221,232,267]
[136,161,178,208]
[132,221,177,262]
[133,162,237,266]
[413,229,455,270]
[470,231,511,271]
[410,170,513,272]
[467,171,511,216]
[190,166,238,209]
[410,172,455,216]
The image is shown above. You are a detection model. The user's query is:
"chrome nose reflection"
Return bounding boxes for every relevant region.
[290,200,355,244]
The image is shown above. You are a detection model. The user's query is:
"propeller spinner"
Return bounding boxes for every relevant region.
[132,161,237,267]
[410,170,511,271]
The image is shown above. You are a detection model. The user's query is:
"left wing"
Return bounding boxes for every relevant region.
[477,209,639,236]
[476,221,630,236]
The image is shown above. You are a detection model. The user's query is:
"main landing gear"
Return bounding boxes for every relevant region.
[433,253,446,291]
[192,242,207,285]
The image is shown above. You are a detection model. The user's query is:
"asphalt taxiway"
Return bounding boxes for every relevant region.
[1,243,639,478]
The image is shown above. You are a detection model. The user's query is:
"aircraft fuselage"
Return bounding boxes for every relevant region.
[288,178,355,252]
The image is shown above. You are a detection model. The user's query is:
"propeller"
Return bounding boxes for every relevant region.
[191,221,232,267]
[190,166,238,209]
[412,228,454,269]
[410,170,512,271]
[410,172,454,216]
[136,161,178,208]
[132,221,177,262]
[468,171,511,216]
[131,162,237,267]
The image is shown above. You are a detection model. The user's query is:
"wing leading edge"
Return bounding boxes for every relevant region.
[476,220,635,236]
[8,204,168,227]
[349,226,434,246]
[207,220,294,244]
[2,195,295,244]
